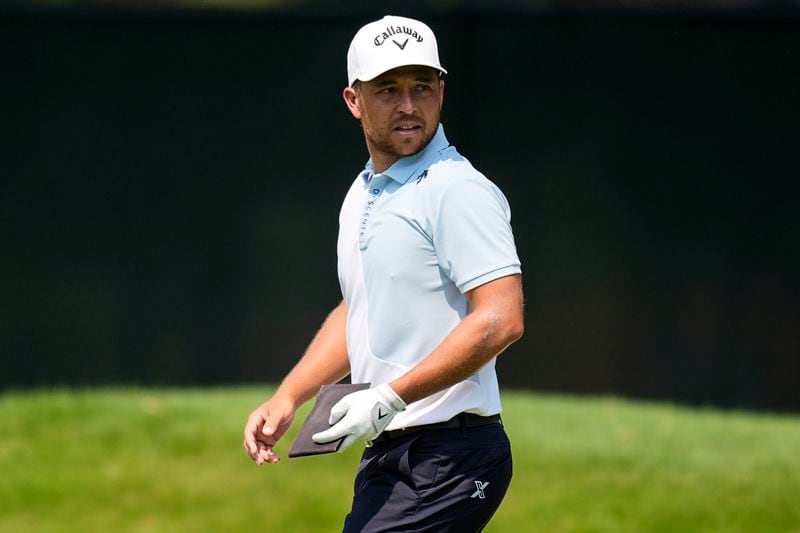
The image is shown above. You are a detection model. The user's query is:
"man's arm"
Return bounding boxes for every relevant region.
[389,274,524,404]
[312,274,523,450]
[243,300,350,465]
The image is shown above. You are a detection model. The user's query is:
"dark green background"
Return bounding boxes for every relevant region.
[3,10,798,410]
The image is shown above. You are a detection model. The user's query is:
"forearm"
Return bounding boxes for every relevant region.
[273,301,351,409]
[390,275,524,405]
[389,308,521,404]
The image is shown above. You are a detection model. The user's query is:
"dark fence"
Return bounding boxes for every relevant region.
[2,11,798,411]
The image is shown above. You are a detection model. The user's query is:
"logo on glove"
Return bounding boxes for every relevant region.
[311,384,406,452]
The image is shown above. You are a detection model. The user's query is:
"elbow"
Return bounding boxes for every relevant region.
[493,314,524,349]
[505,317,524,345]
[477,306,524,351]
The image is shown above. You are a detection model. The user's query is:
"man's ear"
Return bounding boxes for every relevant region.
[343,86,362,120]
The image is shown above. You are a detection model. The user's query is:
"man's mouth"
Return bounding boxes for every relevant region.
[394,123,423,135]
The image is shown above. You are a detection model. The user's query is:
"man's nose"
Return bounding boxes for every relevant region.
[396,88,417,113]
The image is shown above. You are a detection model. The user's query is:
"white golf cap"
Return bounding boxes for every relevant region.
[347,15,447,86]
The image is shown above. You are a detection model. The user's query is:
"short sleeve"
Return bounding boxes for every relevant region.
[432,177,522,293]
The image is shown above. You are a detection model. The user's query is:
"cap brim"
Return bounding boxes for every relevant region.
[354,62,448,85]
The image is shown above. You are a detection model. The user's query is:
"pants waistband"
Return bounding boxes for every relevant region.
[368,412,502,446]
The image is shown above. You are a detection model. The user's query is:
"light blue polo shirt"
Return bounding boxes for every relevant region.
[337,124,521,429]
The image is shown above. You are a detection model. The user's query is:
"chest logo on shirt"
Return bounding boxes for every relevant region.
[359,185,382,250]
[360,189,380,236]
[415,170,429,184]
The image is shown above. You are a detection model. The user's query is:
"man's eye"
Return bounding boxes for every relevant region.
[416,85,432,92]
[379,87,397,95]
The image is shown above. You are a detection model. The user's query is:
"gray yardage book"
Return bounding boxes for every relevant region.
[288,383,370,458]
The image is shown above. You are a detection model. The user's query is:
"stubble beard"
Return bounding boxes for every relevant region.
[366,125,435,163]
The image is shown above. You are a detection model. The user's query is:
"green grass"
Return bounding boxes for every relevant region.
[1,387,799,532]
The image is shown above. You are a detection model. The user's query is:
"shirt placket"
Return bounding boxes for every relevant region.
[359,174,388,251]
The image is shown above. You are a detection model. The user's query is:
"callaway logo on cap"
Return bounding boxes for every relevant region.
[347,15,448,86]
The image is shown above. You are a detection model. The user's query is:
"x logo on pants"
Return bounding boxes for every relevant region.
[471,481,490,499]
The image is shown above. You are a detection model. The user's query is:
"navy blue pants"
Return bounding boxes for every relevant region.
[342,422,513,532]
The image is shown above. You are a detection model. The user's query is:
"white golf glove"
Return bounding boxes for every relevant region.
[312,383,406,451]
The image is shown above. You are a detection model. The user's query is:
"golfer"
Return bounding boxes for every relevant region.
[244,15,524,532]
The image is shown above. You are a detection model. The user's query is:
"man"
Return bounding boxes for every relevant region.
[244,15,523,532]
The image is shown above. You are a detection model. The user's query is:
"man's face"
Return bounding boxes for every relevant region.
[344,66,444,170]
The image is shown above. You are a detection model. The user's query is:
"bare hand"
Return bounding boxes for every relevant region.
[243,396,296,465]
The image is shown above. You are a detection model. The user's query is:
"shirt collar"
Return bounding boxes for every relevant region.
[361,124,450,185]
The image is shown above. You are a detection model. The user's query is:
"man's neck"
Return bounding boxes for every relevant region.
[371,160,399,175]
[367,148,400,175]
